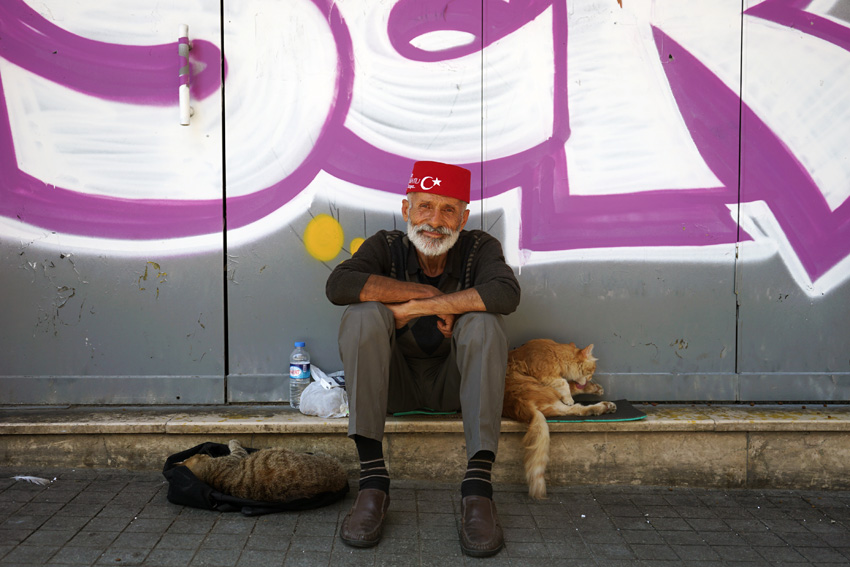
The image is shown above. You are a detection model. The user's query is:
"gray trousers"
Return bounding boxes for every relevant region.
[338,302,508,459]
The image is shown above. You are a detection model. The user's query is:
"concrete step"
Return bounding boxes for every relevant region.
[1,404,849,491]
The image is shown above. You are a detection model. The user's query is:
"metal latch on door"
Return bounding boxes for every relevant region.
[178,24,193,126]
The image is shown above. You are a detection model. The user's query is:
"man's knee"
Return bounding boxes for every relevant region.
[454,312,507,345]
[340,302,395,334]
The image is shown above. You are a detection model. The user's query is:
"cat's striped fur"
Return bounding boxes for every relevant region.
[177,439,348,502]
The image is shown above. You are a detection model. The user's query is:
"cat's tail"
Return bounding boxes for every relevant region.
[522,409,550,500]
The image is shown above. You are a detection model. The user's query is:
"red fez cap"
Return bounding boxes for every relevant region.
[406,161,471,203]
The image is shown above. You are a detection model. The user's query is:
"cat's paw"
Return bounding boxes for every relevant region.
[601,401,617,413]
[228,439,242,452]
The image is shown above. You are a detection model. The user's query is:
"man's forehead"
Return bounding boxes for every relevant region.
[407,192,465,208]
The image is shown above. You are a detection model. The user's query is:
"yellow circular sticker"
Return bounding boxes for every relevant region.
[303,214,344,262]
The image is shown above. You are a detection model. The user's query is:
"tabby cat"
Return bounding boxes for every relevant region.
[176,439,348,502]
[502,339,616,499]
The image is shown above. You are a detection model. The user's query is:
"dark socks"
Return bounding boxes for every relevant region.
[354,435,390,493]
[461,450,495,499]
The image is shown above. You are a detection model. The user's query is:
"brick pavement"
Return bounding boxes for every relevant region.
[1,467,849,566]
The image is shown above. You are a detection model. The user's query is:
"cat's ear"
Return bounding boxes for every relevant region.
[177,454,205,471]
[581,344,598,362]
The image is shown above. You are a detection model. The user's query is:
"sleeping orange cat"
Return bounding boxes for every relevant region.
[502,339,616,499]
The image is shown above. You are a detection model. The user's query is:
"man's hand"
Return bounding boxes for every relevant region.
[384,288,486,335]
[436,313,456,337]
[386,301,415,329]
[387,301,456,337]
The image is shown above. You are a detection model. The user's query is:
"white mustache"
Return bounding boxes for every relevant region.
[413,224,452,237]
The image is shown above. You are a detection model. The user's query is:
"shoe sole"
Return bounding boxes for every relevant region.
[461,541,504,557]
[340,535,381,548]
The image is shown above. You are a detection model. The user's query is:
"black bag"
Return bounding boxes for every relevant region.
[162,442,349,516]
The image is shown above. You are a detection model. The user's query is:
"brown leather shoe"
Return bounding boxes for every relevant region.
[340,489,390,548]
[460,495,504,557]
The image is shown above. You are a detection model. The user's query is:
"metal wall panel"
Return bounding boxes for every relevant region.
[478,0,742,401]
[0,243,226,405]
[2,0,849,404]
[225,204,367,402]
[0,1,225,404]
[736,1,850,397]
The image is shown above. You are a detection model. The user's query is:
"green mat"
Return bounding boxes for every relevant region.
[392,408,459,417]
[393,399,646,422]
[545,399,646,422]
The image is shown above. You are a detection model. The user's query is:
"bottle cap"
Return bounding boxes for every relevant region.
[294,341,306,347]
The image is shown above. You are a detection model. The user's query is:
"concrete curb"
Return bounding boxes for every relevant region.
[2,404,849,490]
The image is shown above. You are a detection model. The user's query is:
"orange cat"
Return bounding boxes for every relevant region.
[503,339,616,499]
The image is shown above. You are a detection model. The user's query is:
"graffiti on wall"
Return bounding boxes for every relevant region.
[1,0,848,296]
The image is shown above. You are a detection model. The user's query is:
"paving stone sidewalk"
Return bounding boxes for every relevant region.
[1,467,849,566]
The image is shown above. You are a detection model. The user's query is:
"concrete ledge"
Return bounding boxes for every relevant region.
[4,404,849,434]
[1,404,849,490]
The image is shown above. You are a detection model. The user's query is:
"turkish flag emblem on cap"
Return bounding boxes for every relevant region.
[406,161,471,203]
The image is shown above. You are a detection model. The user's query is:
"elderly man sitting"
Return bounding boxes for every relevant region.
[326,161,521,557]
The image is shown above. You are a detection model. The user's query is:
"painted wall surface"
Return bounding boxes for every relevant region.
[1,0,848,404]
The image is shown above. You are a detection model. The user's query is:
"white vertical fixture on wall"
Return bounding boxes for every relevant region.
[178,24,191,125]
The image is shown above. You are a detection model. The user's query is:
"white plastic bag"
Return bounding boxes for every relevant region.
[298,366,348,418]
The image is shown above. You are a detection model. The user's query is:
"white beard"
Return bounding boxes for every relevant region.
[407,220,460,257]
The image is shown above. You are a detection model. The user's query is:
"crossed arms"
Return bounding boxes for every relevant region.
[359,274,486,337]
[326,230,520,338]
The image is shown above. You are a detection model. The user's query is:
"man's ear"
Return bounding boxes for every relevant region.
[459,207,470,230]
[402,198,410,222]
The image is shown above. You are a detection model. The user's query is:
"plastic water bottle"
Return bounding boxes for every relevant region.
[289,341,311,410]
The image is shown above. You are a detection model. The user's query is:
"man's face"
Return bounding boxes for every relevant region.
[402,192,470,257]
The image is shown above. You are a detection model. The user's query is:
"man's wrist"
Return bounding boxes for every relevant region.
[402,297,425,318]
